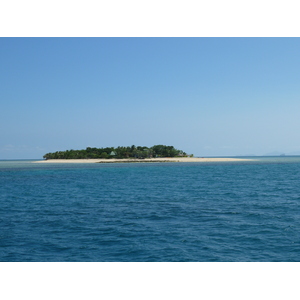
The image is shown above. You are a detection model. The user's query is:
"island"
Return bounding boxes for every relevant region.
[43,145,189,160]
[37,145,253,163]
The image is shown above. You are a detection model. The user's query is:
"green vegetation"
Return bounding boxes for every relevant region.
[43,145,188,160]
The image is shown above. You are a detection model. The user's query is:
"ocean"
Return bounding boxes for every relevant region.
[1,157,300,262]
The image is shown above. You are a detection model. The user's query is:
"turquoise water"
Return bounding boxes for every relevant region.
[1,157,300,261]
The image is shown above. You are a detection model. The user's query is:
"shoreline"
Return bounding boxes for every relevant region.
[34,157,254,164]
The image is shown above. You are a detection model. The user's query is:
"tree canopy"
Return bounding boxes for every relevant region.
[43,145,188,160]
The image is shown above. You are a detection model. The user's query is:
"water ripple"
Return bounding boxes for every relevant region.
[1,160,300,261]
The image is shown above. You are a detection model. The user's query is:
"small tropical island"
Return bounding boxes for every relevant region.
[43,145,191,160]
[39,145,253,164]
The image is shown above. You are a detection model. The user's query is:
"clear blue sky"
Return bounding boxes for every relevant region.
[1,38,300,158]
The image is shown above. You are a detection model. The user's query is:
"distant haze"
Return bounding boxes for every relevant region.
[1,38,300,159]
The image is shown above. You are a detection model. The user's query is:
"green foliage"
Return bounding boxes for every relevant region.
[43,145,188,160]
[100,152,108,158]
[43,145,187,159]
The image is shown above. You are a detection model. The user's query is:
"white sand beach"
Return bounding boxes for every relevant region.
[35,157,254,163]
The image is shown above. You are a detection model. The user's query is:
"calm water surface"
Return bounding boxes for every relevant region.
[1,157,300,261]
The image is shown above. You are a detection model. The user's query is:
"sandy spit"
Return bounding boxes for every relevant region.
[34,157,254,163]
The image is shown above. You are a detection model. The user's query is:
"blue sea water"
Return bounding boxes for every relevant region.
[1,157,300,262]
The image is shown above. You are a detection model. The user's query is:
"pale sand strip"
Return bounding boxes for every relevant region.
[35,157,254,163]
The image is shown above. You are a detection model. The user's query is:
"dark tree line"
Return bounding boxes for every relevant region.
[43,145,188,160]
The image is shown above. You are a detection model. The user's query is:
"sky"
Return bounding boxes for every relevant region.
[1,37,300,159]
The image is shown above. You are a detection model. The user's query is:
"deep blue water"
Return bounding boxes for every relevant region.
[1,157,300,261]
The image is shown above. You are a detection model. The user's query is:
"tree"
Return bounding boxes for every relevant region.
[100,152,108,158]
[43,145,187,160]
